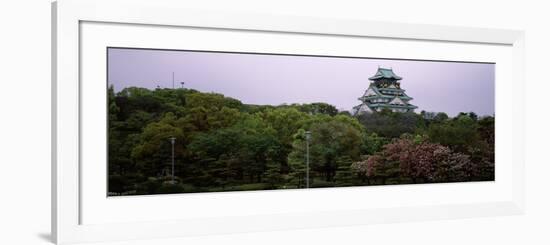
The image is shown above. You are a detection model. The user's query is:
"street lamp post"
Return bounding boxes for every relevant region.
[169,137,176,184]
[305,131,311,189]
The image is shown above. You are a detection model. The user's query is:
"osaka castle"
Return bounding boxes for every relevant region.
[354,67,418,114]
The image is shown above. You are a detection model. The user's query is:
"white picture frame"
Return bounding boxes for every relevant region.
[52,0,525,244]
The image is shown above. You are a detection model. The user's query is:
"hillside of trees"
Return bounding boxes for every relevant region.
[108,86,495,195]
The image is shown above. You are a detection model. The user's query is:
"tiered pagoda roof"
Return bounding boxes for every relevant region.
[354,67,417,114]
[368,67,402,80]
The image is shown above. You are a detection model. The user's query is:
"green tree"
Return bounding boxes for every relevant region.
[433,112,449,122]
[188,115,281,186]
[131,113,185,177]
[427,114,481,153]
[362,132,386,155]
[357,111,422,138]
[288,120,363,183]
[296,102,339,116]
[260,108,311,172]
[264,160,284,189]
[185,92,243,110]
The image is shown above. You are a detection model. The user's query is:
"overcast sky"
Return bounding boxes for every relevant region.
[108,48,495,117]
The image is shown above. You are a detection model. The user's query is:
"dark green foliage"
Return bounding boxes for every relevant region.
[434,112,449,122]
[427,114,481,153]
[357,111,424,138]
[362,133,387,155]
[287,119,363,184]
[264,161,284,189]
[108,87,495,195]
[294,102,339,116]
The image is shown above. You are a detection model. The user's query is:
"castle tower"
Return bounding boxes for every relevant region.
[354,67,417,114]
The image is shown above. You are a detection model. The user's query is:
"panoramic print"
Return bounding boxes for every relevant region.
[107,47,495,196]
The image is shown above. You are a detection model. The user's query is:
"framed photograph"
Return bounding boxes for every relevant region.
[52,0,525,244]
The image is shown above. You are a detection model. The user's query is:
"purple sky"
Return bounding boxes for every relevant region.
[108,48,495,117]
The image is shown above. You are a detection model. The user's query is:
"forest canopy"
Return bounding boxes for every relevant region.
[108,86,494,195]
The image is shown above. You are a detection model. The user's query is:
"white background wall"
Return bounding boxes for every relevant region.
[0,0,548,244]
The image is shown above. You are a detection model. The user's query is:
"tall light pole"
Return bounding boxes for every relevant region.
[305,131,311,189]
[172,72,175,89]
[169,137,176,183]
